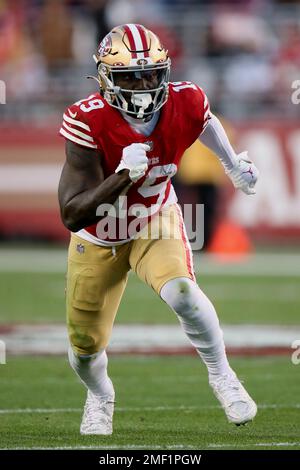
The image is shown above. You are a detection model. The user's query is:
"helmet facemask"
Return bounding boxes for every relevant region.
[96,61,171,119]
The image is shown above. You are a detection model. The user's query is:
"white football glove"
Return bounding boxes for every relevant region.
[115,143,150,183]
[226,151,259,195]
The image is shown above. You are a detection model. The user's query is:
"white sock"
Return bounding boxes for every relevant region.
[68,346,115,399]
[160,277,232,380]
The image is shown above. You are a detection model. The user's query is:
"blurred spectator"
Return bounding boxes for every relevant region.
[0,0,47,101]
[224,54,275,98]
[86,0,110,47]
[1,0,300,121]
[205,11,275,57]
[4,32,47,101]
[276,22,300,66]
[38,0,73,68]
[105,0,143,27]
[0,0,21,66]
[105,0,183,68]
[273,21,300,96]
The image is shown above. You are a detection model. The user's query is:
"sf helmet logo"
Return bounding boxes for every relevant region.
[137,59,148,66]
[98,34,112,57]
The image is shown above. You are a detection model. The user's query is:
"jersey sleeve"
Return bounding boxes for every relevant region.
[59,103,99,150]
[196,85,211,134]
[171,81,211,135]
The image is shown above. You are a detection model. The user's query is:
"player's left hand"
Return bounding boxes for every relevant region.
[226,152,259,195]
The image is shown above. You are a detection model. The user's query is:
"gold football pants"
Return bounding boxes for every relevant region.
[66,204,195,355]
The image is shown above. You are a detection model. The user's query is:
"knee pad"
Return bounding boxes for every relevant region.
[161,277,200,318]
[68,323,109,356]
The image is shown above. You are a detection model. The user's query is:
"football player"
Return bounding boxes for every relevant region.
[58,24,258,435]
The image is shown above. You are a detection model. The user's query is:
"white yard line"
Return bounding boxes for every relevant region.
[0,408,81,414]
[209,442,300,448]
[0,445,198,450]
[0,404,299,414]
[0,442,299,450]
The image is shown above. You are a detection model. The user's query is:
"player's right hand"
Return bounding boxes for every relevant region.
[115,143,150,183]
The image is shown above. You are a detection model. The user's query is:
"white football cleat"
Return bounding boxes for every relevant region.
[209,373,257,425]
[80,390,115,435]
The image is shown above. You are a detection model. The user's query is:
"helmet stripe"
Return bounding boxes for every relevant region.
[136,24,149,57]
[123,24,138,58]
[124,24,150,59]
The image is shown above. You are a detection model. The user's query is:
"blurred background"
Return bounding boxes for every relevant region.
[0,0,300,247]
[1,0,300,450]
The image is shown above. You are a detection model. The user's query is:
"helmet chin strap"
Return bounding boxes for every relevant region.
[131,93,153,119]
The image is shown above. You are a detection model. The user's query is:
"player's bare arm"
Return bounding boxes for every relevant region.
[58,140,132,232]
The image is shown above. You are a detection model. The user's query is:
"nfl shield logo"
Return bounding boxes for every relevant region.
[76,243,85,254]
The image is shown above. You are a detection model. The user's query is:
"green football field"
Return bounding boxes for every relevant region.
[0,248,300,450]
[0,356,300,450]
[0,247,299,325]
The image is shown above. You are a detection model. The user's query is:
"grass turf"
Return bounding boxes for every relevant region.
[0,355,299,450]
[0,271,299,325]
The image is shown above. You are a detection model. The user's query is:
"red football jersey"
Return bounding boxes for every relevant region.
[59,81,210,244]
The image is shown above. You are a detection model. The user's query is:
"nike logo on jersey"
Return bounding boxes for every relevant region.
[69,110,77,119]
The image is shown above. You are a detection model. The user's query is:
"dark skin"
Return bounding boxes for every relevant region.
[58,140,132,232]
[58,74,157,232]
